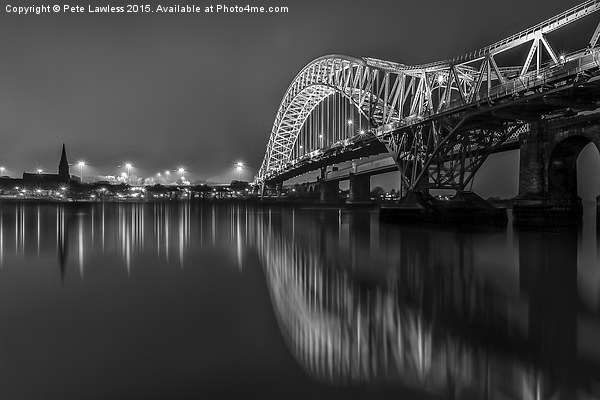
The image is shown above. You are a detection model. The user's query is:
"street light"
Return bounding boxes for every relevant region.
[0,166,4,176]
[236,162,244,181]
[125,163,132,182]
[78,161,85,183]
[36,168,43,174]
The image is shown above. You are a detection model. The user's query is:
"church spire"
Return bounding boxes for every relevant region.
[58,143,70,179]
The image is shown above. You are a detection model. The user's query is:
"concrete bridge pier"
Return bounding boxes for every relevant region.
[347,173,371,204]
[319,179,339,203]
[512,121,595,227]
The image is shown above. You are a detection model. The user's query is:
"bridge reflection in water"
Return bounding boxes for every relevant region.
[250,207,600,400]
[0,202,598,399]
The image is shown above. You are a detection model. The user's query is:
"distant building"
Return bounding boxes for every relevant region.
[59,143,70,178]
[0,144,79,195]
[20,144,77,186]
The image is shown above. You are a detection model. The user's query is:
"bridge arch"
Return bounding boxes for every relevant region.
[256,55,406,182]
[548,134,600,200]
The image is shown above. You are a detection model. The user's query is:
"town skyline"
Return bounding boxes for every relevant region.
[0,143,248,185]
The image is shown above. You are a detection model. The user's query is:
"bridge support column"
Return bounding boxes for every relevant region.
[518,121,547,197]
[513,121,583,226]
[320,179,339,203]
[347,173,371,204]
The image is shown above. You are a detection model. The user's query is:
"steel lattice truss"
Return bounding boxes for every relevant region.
[257,56,408,177]
[256,0,600,190]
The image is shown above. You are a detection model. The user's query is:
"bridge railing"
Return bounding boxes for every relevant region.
[467,0,600,59]
[394,48,600,127]
[396,0,600,71]
[372,49,600,139]
[480,48,600,101]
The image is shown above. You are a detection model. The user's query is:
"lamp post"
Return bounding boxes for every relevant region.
[125,163,132,182]
[178,167,185,182]
[236,162,244,181]
[0,166,4,176]
[78,161,85,183]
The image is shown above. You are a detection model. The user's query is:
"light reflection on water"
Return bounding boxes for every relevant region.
[0,201,599,399]
[0,202,196,275]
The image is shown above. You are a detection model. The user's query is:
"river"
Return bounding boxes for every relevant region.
[0,201,598,399]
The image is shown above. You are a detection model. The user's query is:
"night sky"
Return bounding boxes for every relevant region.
[0,0,594,186]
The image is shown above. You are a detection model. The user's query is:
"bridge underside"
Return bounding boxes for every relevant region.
[263,137,386,185]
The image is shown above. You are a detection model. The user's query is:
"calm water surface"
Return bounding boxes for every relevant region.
[0,201,599,399]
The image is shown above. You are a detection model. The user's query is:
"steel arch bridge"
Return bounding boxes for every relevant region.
[256,0,600,191]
